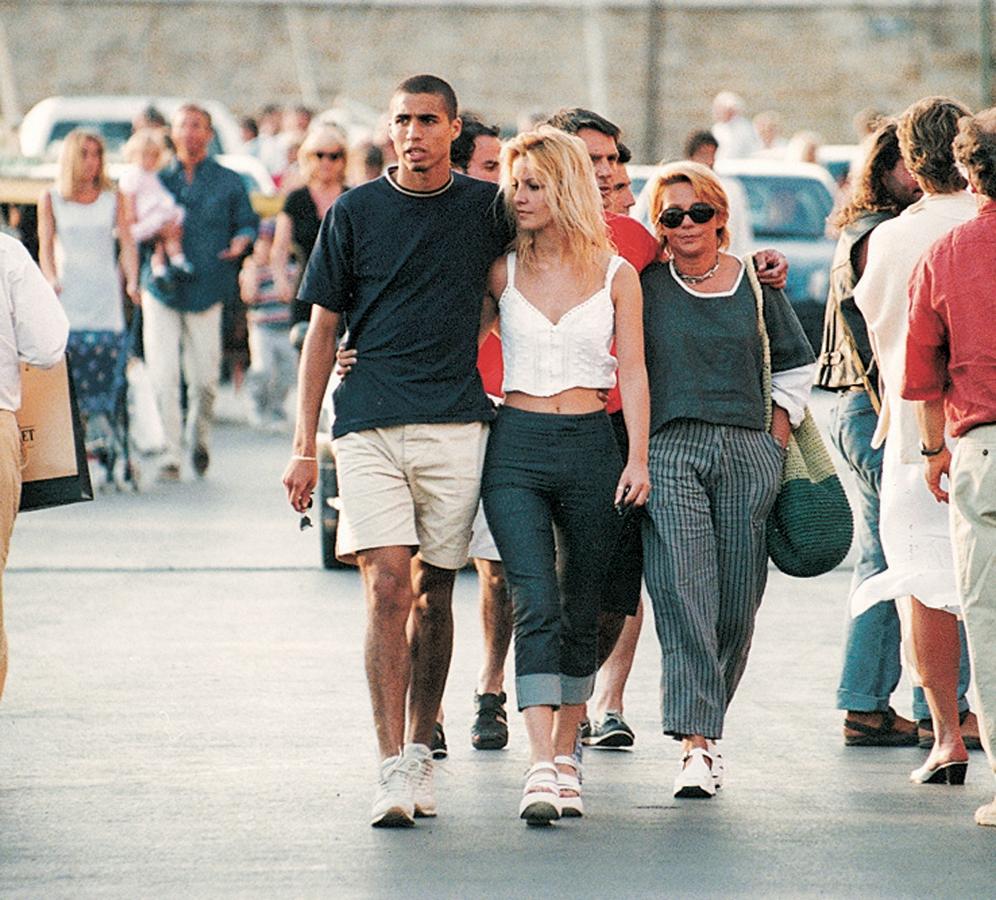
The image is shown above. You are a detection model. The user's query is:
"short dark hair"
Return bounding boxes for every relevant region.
[173,103,212,131]
[450,113,500,171]
[544,107,621,141]
[954,107,996,199]
[394,74,458,120]
[898,96,971,194]
[617,142,632,165]
[684,129,718,159]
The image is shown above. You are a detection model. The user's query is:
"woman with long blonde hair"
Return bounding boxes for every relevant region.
[38,129,139,481]
[479,126,650,825]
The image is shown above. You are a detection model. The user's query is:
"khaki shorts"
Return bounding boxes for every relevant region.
[468,500,501,562]
[332,421,488,569]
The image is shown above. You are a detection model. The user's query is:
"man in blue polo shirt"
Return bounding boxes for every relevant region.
[283,74,510,828]
[141,103,257,480]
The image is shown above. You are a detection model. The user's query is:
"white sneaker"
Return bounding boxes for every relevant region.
[405,742,437,818]
[706,740,724,790]
[370,754,416,828]
[673,747,716,799]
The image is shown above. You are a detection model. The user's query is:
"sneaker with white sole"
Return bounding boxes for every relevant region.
[371,753,417,827]
[585,711,635,749]
[405,742,437,818]
[673,747,716,799]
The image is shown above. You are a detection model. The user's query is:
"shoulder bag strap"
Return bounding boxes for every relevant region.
[744,255,773,431]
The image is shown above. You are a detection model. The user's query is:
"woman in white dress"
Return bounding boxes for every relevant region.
[852,97,976,785]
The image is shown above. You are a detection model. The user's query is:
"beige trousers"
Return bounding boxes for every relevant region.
[141,293,222,468]
[0,409,23,700]
[950,423,996,778]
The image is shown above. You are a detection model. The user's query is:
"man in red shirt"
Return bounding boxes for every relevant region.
[902,107,996,828]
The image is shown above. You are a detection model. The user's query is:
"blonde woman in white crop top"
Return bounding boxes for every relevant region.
[478,126,649,826]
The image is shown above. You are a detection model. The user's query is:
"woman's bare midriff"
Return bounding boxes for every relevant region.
[504,387,605,415]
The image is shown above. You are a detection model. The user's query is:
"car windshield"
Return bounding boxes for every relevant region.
[48,119,223,158]
[736,175,833,240]
[50,120,134,155]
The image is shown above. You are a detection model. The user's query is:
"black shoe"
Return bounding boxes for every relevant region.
[192,444,210,477]
[471,691,509,750]
[578,717,591,742]
[585,711,636,749]
[430,722,448,759]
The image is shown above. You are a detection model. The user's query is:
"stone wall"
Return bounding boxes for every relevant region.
[3,2,990,160]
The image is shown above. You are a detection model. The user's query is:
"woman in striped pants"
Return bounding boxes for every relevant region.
[639,162,815,798]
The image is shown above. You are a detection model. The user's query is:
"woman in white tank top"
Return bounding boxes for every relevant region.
[37,129,139,459]
[478,126,650,825]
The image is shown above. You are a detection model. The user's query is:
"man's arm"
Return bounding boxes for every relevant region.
[282,306,340,513]
[915,398,950,503]
[9,238,69,366]
[220,172,259,260]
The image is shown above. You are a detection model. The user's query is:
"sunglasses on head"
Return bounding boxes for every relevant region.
[659,202,716,229]
[315,150,344,161]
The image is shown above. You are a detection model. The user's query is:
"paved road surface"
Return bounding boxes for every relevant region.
[2,417,993,898]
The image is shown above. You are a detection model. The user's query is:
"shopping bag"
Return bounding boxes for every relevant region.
[17,355,94,512]
[126,356,165,454]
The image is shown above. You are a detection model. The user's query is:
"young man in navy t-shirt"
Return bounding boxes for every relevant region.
[283,75,510,828]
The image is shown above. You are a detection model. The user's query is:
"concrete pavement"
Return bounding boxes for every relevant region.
[2,421,993,898]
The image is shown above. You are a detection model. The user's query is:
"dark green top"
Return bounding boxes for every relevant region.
[641,261,814,435]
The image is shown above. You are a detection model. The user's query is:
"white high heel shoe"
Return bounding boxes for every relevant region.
[554,754,584,818]
[519,761,561,825]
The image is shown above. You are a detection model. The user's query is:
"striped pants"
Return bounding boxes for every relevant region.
[643,420,783,739]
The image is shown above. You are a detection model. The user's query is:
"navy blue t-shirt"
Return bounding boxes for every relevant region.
[299,170,512,438]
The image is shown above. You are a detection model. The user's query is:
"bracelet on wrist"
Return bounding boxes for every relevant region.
[292,454,317,462]
[920,442,945,457]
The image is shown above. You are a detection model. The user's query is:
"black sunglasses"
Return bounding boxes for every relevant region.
[314,150,344,161]
[659,203,716,229]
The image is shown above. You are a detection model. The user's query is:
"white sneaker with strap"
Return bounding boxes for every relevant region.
[673,747,717,799]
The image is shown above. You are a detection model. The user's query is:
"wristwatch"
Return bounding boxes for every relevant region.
[920,442,946,457]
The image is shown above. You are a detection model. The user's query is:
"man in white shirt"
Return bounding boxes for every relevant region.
[0,233,69,700]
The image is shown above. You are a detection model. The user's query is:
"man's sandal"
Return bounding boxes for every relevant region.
[843,707,918,747]
[554,754,583,818]
[519,761,561,826]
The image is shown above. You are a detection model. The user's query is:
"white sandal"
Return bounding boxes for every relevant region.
[519,761,560,825]
[555,754,584,818]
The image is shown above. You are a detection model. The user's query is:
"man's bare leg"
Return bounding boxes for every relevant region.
[358,545,417,760]
[592,598,644,718]
[596,609,627,668]
[407,557,456,748]
[475,558,512,695]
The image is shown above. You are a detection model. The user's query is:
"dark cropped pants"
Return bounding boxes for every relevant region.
[482,406,622,710]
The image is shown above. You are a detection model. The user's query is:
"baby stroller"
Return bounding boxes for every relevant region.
[65,315,141,491]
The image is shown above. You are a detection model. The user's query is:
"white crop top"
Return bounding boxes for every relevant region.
[500,252,622,397]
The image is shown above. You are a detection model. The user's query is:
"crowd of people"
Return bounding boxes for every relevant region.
[0,76,993,835]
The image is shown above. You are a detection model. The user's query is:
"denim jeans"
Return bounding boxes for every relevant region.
[481,407,621,710]
[830,391,970,717]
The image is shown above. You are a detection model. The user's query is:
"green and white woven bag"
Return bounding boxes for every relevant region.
[746,260,854,578]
